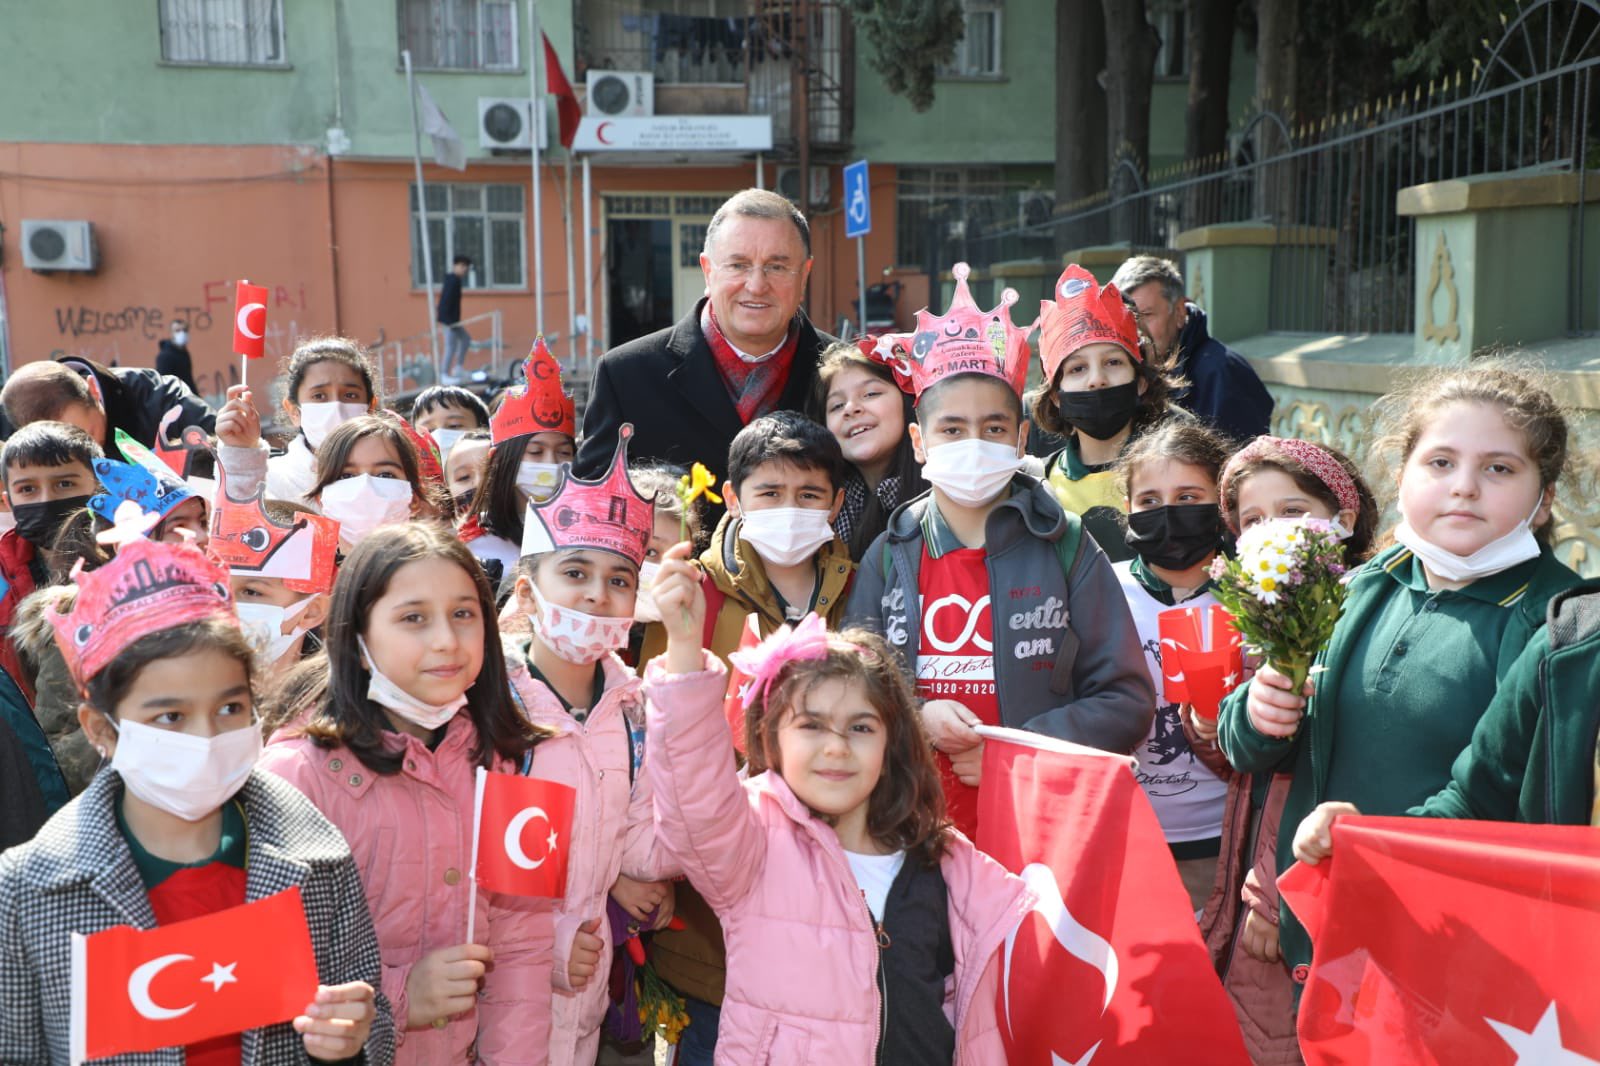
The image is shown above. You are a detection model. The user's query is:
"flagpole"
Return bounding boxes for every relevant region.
[581,154,593,370]
[403,49,442,376]
[528,0,545,336]
[562,153,577,362]
[467,766,487,944]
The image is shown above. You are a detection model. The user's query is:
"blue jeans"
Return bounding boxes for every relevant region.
[443,324,470,375]
[675,996,720,1066]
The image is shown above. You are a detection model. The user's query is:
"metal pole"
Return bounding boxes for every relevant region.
[581,154,594,368]
[402,49,442,374]
[563,153,577,361]
[856,235,867,337]
[755,151,765,190]
[528,0,545,335]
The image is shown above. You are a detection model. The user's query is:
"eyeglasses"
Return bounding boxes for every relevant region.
[711,260,805,283]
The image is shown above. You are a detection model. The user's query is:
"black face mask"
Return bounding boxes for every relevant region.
[11,494,93,549]
[1125,503,1224,571]
[1057,381,1140,441]
[453,491,477,515]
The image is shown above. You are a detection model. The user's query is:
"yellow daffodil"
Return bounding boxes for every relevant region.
[676,462,722,543]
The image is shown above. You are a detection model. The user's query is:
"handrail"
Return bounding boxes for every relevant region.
[374,309,504,398]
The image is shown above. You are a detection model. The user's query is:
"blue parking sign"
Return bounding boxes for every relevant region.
[844,160,871,238]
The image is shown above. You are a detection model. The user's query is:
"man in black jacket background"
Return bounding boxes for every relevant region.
[438,255,472,383]
[154,320,198,393]
[0,356,215,453]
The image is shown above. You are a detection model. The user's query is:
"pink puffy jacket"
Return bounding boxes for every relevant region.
[644,656,1033,1064]
[260,714,555,1065]
[507,648,678,1066]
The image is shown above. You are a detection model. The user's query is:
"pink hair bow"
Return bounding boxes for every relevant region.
[728,612,832,711]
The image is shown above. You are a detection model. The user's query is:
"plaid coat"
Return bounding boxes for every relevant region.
[0,768,396,1065]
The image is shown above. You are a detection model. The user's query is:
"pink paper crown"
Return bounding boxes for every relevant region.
[208,468,341,594]
[50,538,237,688]
[873,262,1035,401]
[1038,265,1143,383]
[389,411,445,489]
[491,338,577,445]
[520,424,653,567]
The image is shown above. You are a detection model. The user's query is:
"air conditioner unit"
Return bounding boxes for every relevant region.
[22,220,98,272]
[477,97,546,151]
[775,166,830,207]
[585,70,655,117]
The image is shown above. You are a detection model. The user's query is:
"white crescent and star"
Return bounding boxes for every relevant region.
[236,302,266,340]
[1487,1002,1599,1065]
[504,806,559,870]
[127,955,241,1021]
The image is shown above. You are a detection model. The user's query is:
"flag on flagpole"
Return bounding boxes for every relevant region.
[415,80,467,170]
[976,725,1250,1065]
[69,888,319,1064]
[231,281,268,361]
[1281,815,1600,1065]
[473,768,577,897]
[542,32,581,149]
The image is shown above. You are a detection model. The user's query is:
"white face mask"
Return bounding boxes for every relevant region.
[299,401,369,449]
[633,561,663,623]
[517,461,564,502]
[1393,497,1544,583]
[921,437,1026,508]
[109,716,261,822]
[430,428,468,461]
[236,597,315,664]
[528,584,633,665]
[172,330,189,347]
[358,636,466,730]
[737,507,836,568]
[320,475,413,544]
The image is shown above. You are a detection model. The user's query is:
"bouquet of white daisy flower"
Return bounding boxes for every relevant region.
[1209,516,1350,695]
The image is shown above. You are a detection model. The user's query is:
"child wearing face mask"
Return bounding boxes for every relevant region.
[645,566,1030,1064]
[1216,364,1581,1015]
[445,429,493,517]
[306,415,445,551]
[1110,421,1236,912]
[461,343,578,591]
[1031,265,1188,562]
[214,337,381,508]
[258,523,553,1064]
[845,263,1154,841]
[0,537,392,1063]
[411,384,491,462]
[503,426,680,1066]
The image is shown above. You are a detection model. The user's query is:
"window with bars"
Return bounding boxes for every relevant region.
[411,183,526,289]
[159,0,286,65]
[938,0,1002,79]
[399,0,519,71]
[895,166,1006,267]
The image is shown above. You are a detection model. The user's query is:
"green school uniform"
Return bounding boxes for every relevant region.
[1044,439,1130,563]
[1216,543,1581,983]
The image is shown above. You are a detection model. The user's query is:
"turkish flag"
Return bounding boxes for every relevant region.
[473,767,577,897]
[542,33,581,149]
[1157,603,1243,718]
[232,280,269,360]
[976,726,1249,1065]
[70,887,318,1064]
[1280,815,1600,1065]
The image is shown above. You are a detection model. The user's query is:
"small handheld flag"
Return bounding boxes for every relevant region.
[467,767,577,940]
[232,280,269,385]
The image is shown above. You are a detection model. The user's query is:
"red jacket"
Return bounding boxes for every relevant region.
[0,531,40,703]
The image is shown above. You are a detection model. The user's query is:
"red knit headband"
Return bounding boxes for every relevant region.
[1219,436,1362,532]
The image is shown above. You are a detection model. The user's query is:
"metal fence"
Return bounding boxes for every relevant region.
[927,6,1600,338]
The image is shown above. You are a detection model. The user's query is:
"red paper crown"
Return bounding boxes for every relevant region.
[50,539,237,688]
[208,469,341,594]
[1038,265,1143,383]
[153,404,211,479]
[388,411,445,489]
[520,424,653,567]
[491,338,576,444]
[872,263,1034,401]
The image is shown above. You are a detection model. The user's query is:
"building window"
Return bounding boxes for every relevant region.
[579,1,755,85]
[399,0,519,71]
[1152,2,1188,80]
[939,0,1002,80]
[411,183,526,289]
[159,0,286,66]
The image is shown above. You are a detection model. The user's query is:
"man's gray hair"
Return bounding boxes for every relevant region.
[1111,256,1185,306]
[702,188,812,259]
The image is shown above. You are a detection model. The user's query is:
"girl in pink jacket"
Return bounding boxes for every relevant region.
[506,427,678,1066]
[646,542,1032,1065]
[259,522,556,1065]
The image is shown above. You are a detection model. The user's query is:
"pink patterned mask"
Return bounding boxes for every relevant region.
[528,585,632,665]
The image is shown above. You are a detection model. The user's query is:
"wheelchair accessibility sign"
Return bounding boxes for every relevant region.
[844,160,871,239]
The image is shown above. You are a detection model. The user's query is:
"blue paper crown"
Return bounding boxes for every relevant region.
[88,457,193,526]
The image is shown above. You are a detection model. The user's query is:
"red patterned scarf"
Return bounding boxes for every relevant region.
[701,303,800,424]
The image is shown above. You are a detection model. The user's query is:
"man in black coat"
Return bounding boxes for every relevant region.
[154,320,199,393]
[576,189,834,504]
[0,356,216,454]
[1113,255,1274,444]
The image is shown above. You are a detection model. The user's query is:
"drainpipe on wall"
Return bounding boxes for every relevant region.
[326,156,342,334]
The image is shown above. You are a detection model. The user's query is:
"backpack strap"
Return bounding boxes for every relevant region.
[1053,509,1086,579]
[700,573,727,649]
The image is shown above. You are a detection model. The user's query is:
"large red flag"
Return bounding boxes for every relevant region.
[1280,815,1600,1065]
[542,33,581,150]
[976,726,1249,1065]
[70,888,318,1063]
[473,767,577,897]
[231,280,268,360]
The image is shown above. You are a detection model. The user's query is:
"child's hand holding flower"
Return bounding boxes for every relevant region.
[653,541,706,674]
